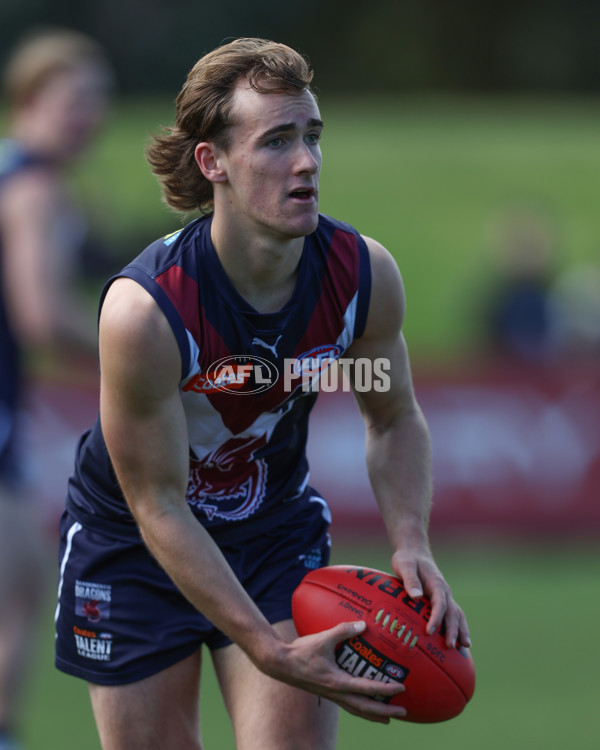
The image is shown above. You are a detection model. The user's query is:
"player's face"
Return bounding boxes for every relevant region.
[26,63,110,161]
[215,83,323,242]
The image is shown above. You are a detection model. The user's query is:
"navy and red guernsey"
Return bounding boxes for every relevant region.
[66,213,371,544]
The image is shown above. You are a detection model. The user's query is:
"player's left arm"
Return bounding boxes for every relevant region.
[346,235,471,649]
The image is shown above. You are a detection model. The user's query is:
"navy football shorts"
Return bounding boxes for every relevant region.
[54,503,331,685]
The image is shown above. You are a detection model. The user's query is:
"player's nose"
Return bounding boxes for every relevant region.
[293,141,320,175]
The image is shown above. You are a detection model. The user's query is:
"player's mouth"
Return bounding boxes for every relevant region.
[288,187,317,203]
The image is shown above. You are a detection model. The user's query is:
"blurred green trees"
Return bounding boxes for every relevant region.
[2,1,600,95]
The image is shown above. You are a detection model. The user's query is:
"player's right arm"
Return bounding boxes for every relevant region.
[99,277,407,723]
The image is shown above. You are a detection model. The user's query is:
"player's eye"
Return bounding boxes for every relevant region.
[305,132,321,145]
[267,137,284,148]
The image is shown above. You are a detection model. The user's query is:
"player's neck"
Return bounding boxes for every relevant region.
[210,216,304,314]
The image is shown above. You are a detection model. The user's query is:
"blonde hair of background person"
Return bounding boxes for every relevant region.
[0,27,112,750]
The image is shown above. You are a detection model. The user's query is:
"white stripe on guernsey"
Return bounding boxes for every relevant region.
[54,521,82,630]
[337,290,358,351]
[295,472,309,497]
[309,493,332,524]
[184,329,201,380]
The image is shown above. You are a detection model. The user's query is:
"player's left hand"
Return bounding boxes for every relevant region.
[391,548,471,650]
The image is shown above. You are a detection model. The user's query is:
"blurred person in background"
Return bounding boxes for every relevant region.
[483,206,562,365]
[0,28,112,750]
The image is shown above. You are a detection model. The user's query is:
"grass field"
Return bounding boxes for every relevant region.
[70,94,600,359]
[22,538,600,749]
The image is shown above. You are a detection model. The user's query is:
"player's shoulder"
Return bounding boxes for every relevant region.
[361,234,402,280]
[100,275,181,382]
[317,214,393,265]
[317,214,403,304]
[0,139,55,185]
[316,212,364,242]
[360,234,405,338]
[0,141,60,214]
[117,214,208,285]
[139,214,207,259]
[0,138,34,178]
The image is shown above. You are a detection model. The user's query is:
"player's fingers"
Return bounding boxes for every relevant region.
[442,600,472,649]
[341,703,392,725]
[457,607,472,648]
[429,592,471,650]
[337,694,407,724]
[441,601,461,648]
[318,619,367,647]
[315,623,405,700]
[425,584,449,636]
[338,674,405,699]
[391,556,423,598]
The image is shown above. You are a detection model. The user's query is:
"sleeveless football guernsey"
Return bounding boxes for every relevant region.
[66,213,371,543]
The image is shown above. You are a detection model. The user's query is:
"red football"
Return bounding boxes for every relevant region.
[291,565,475,723]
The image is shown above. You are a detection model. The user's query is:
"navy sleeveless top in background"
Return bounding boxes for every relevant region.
[0,140,47,479]
[66,213,371,544]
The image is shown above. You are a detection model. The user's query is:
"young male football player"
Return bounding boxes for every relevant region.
[55,37,470,750]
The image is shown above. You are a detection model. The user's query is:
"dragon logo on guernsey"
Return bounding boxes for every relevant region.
[186,435,268,521]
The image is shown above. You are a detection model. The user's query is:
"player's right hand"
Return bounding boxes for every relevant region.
[260,620,408,724]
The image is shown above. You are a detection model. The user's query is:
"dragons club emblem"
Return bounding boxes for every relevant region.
[187,434,268,521]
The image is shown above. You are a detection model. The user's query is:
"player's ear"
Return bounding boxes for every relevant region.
[195,142,227,183]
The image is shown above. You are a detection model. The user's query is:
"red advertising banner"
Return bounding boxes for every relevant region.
[307,361,600,537]
[21,361,600,538]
